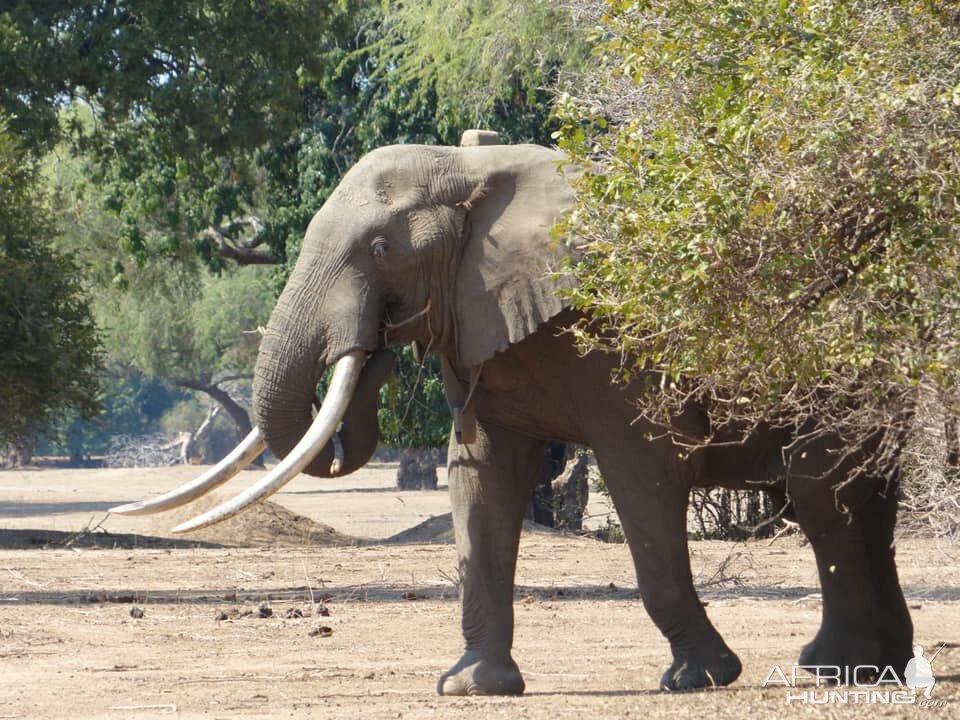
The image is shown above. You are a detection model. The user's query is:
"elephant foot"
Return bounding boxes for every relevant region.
[659,648,742,691]
[437,650,525,696]
[798,626,908,679]
[875,611,914,678]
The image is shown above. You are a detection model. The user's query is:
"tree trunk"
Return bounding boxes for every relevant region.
[162,405,222,464]
[551,448,589,530]
[175,377,264,467]
[396,447,439,490]
[176,379,252,439]
[527,441,569,527]
[5,432,35,467]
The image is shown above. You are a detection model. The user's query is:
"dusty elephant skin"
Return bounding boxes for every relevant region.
[141,140,914,694]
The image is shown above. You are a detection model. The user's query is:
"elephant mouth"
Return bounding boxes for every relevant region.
[379,299,433,346]
[109,350,367,532]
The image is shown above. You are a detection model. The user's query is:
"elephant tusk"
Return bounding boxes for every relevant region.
[171,350,366,534]
[109,426,266,516]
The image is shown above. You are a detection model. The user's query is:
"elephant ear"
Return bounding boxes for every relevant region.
[453,145,580,367]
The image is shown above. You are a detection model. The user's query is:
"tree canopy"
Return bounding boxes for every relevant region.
[2,1,587,277]
[2,0,593,460]
[378,348,450,450]
[1,0,358,276]
[0,118,101,450]
[382,0,589,142]
[557,1,960,454]
[1,0,345,152]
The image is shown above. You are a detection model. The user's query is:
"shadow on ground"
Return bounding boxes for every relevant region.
[0,501,122,519]
[282,485,448,495]
[0,527,226,550]
[7,576,957,608]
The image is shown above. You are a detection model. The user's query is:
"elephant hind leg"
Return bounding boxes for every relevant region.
[792,480,907,675]
[796,515,884,671]
[859,488,913,675]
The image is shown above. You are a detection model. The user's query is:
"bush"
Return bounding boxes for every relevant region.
[558,2,960,461]
[0,118,101,452]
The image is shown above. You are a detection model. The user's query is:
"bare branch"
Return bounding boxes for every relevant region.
[174,378,253,441]
[202,215,277,265]
[211,372,254,386]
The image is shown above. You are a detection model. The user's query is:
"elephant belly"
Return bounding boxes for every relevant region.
[469,382,584,443]
[462,318,636,444]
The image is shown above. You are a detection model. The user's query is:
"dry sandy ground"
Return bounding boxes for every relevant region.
[0,465,958,719]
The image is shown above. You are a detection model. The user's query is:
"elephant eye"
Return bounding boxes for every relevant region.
[370,237,388,259]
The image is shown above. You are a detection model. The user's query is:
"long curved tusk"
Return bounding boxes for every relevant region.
[171,350,366,534]
[109,426,266,516]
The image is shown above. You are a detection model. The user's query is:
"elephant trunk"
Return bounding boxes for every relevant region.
[111,222,390,529]
[112,283,392,528]
[252,265,388,478]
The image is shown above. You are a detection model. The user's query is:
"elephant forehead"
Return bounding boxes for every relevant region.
[328,169,434,216]
[329,174,389,208]
[332,145,456,208]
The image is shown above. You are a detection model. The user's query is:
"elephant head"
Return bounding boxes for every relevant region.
[254,143,578,468]
[112,140,579,530]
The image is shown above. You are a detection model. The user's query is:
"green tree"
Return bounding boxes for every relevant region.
[557,1,960,458]
[0,0,347,152]
[0,0,359,275]
[0,119,101,464]
[2,1,588,279]
[38,373,183,463]
[43,139,276,461]
[259,0,583,273]
[382,0,590,145]
[378,347,450,489]
[97,261,276,442]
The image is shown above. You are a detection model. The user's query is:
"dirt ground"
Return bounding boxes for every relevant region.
[1,465,958,719]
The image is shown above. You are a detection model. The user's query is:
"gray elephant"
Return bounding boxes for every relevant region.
[114,134,912,694]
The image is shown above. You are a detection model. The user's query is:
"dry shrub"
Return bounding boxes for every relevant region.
[557,1,960,502]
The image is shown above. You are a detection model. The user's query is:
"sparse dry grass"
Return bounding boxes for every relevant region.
[0,467,958,718]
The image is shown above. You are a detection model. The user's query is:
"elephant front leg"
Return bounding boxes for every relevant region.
[438,422,546,696]
[596,451,742,690]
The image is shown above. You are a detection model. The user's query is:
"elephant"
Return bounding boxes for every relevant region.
[113,131,913,694]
